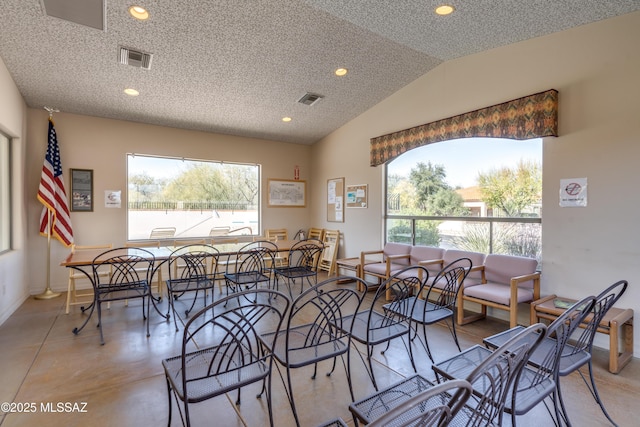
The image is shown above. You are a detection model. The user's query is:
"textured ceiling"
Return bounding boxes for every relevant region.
[1,1,639,145]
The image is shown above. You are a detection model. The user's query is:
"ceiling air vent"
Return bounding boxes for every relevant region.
[297,92,324,106]
[119,46,153,70]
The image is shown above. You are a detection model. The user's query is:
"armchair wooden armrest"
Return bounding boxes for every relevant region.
[360,249,384,267]
[418,258,444,268]
[386,254,410,261]
[384,254,410,276]
[510,271,541,298]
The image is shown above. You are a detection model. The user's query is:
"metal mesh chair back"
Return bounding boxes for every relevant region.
[285,281,363,363]
[565,280,628,363]
[453,323,548,427]
[224,241,276,294]
[347,265,428,390]
[166,244,220,330]
[368,379,473,427]
[506,296,595,422]
[286,239,324,270]
[268,276,367,427]
[90,247,156,344]
[423,257,472,311]
[162,289,289,427]
[385,259,471,362]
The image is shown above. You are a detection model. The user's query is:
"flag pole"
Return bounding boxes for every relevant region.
[35,208,60,299]
[35,107,61,300]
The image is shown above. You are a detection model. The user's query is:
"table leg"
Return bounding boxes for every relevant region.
[609,309,634,374]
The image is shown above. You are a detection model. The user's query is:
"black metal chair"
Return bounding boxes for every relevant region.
[72,247,155,345]
[162,289,290,427]
[165,243,220,331]
[340,265,429,390]
[351,323,546,427]
[437,296,596,426]
[273,238,324,296]
[432,322,548,426]
[384,258,472,362]
[262,276,367,427]
[484,280,627,426]
[367,378,473,427]
[223,240,276,298]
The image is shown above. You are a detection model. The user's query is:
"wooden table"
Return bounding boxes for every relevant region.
[531,294,634,373]
[60,239,302,267]
[61,240,306,337]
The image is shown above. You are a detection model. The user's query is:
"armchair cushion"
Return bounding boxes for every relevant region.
[384,243,412,264]
[463,283,535,306]
[408,246,444,279]
[361,243,411,278]
[443,250,486,281]
[482,254,538,288]
[409,246,444,266]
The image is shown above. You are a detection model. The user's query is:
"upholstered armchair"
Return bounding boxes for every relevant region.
[457,254,540,328]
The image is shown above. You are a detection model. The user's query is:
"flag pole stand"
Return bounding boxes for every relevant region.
[35,194,61,300]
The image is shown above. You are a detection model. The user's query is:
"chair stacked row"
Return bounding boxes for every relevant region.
[349,280,628,427]
[360,243,540,327]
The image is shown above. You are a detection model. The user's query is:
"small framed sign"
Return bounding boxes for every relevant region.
[70,168,93,212]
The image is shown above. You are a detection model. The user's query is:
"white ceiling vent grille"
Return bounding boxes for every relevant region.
[119,46,153,70]
[298,92,324,106]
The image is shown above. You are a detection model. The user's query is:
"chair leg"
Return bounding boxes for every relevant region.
[421,323,434,363]
[366,345,378,391]
[583,361,618,426]
[450,319,462,351]
[65,278,74,315]
[145,293,150,338]
[96,301,105,346]
[286,367,302,427]
[165,376,173,427]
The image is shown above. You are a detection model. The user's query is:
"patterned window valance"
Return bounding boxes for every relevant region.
[370,89,558,166]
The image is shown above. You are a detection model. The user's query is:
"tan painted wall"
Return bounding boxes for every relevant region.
[311,12,640,353]
[25,111,312,293]
[3,11,640,357]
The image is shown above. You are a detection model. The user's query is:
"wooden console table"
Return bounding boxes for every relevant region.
[531,294,633,374]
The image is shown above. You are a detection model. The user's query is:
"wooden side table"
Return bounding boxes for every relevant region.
[335,257,362,286]
[531,294,634,374]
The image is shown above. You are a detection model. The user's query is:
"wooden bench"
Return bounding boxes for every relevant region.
[531,294,634,373]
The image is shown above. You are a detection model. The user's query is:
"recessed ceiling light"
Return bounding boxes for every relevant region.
[335,68,348,77]
[282,117,292,122]
[435,5,455,16]
[124,88,139,96]
[128,5,149,20]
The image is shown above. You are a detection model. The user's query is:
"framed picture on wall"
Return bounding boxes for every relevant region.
[268,179,306,207]
[70,168,93,212]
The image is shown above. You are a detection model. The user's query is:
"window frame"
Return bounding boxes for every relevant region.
[0,131,11,254]
[126,154,261,241]
[384,138,542,260]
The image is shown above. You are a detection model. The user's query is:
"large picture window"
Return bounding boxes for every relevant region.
[0,132,10,253]
[127,154,260,241]
[386,137,542,260]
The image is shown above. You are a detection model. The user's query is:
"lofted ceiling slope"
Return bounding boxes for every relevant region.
[0,1,638,144]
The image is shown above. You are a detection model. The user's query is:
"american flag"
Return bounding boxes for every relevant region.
[37,118,74,247]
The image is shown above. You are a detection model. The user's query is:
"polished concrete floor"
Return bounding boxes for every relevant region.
[1,275,638,427]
